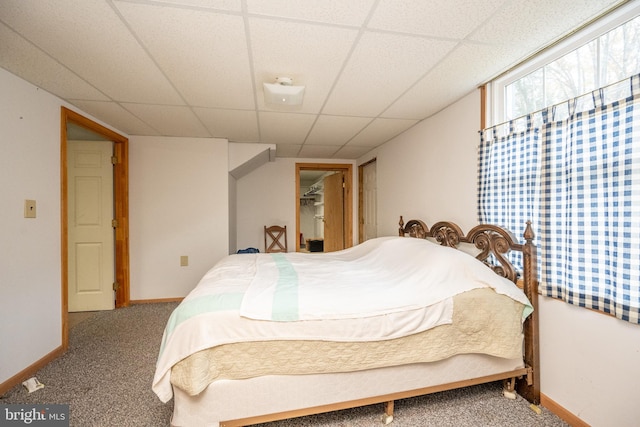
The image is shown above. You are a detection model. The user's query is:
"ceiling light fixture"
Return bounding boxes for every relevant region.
[263,77,305,106]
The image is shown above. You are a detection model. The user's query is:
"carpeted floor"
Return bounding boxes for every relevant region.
[0,303,568,426]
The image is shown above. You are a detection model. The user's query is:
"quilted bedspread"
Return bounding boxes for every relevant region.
[170,288,527,397]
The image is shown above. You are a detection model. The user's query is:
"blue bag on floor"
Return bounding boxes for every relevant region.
[237,247,260,254]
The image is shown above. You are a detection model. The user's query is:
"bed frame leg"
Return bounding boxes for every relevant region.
[382,400,394,424]
[503,377,517,399]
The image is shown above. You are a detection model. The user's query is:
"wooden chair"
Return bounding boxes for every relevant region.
[264,225,287,253]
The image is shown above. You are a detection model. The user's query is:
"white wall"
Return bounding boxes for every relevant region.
[0,67,233,387]
[363,90,480,236]
[235,158,293,252]
[0,69,64,384]
[364,89,640,427]
[228,174,237,255]
[235,158,356,253]
[539,297,640,426]
[129,136,229,300]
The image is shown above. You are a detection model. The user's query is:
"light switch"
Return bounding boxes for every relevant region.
[180,256,188,267]
[24,200,36,218]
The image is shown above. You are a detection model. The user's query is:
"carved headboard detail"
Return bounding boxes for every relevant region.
[398,218,429,239]
[398,215,535,285]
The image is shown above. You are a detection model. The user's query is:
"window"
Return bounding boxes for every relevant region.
[490,2,640,126]
[481,3,640,324]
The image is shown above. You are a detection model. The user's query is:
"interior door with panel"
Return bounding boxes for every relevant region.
[323,171,345,252]
[67,140,115,311]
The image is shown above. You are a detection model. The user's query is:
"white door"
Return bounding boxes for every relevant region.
[362,161,377,241]
[68,140,115,312]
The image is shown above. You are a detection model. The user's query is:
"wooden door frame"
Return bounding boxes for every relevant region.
[358,158,376,244]
[60,107,130,350]
[295,163,353,252]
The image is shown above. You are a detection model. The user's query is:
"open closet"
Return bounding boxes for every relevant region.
[296,163,353,253]
[300,172,333,252]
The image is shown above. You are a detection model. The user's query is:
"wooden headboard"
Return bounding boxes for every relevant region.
[398,215,540,404]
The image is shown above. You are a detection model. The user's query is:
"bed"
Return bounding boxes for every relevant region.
[153,216,540,427]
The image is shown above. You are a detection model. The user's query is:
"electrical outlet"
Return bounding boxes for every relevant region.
[24,199,36,218]
[180,256,188,267]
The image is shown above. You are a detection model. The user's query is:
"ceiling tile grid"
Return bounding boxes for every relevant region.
[116,2,255,109]
[367,0,507,39]
[0,0,629,158]
[258,111,316,145]
[152,0,242,12]
[122,103,210,137]
[347,118,419,148]
[0,24,110,101]
[70,100,161,136]
[246,0,375,27]
[305,115,373,146]
[194,107,260,142]
[322,31,457,117]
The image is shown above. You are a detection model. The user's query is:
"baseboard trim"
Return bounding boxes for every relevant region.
[0,346,64,397]
[130,297,183,304]
[541,392,589,427]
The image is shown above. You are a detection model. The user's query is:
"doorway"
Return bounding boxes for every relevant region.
[296,163,353,252]
[60,107,130,350]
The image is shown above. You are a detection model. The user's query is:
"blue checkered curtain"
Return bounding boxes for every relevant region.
[539,75,640,323]
[479,75,640,324]
[478,117,542,266]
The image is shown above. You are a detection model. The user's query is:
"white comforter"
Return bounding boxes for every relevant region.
[153,236,532,402]
[241,236,530,321]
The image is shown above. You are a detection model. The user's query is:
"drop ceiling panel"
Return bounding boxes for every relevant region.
[0,23,108,101]
[275,144,302,157]
[0,0,184,105]
[384,42,515,119]
[70,100,160,136]
[246,0,375,26]
[305,115,372,146]
[469,0,623,51]
[122,103,210,137]
[369,0,505,39]
[333,145,374,159]
[259,112,316,144]
[250,17,359,113]
[298,145,341,158]
[150,0,241,11]
[348,118,418,147]
[194,107,260,142]
[323,31,457,117]
[116,2,255,109]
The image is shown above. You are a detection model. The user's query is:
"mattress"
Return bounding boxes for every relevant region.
[170,288,526,396]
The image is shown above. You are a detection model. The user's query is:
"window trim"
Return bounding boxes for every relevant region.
[487,1,640,128]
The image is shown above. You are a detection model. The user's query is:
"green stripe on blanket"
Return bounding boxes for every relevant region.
[159,292,244,355]
[271,253,299,321]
